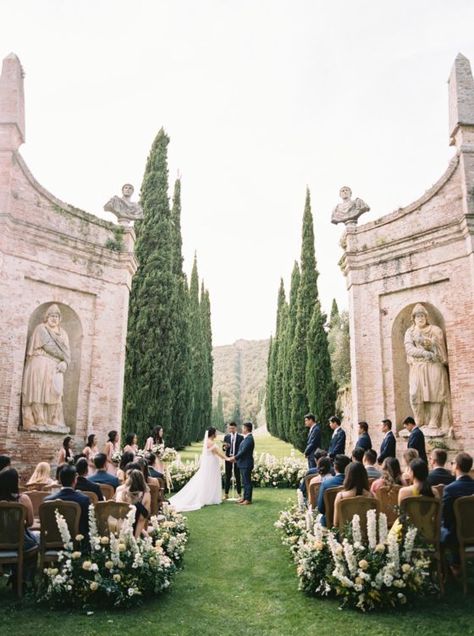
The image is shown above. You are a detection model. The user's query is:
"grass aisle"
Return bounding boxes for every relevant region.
[3,489,474,635]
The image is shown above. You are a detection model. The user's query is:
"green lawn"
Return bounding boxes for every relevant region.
[1,489,474,635]
[178,431,304,463]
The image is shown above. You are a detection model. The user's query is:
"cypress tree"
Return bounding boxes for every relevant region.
[290,188,319,451]
[189,255,205,440]
[274,285,289,438]
[281,261,300,441]
[329,298,339,329]
[265,336,275,434]
[200,283,213,437]
[212,391,225,430]
[123,128,175,445]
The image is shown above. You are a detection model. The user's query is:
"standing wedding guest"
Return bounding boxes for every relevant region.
[377,419,396,464]
[117,451,135,483]
[104,430,120,475]
[404,416,427,463]
[82,434,99,470]
[57,436,73,465]
[303,414,321,470]
[328,416,346,459]
[371,457,403,495]
[398,458,439,504]
[123,432,139,456]
[115,469,151,538]
[0,455,11,472]
[427,449,455,487]
[356,421,372,451]
[144,425,164,452]
[223,422,243,499]
[26,462,55,489]
[334,462,373,527]
[75,458,104,501]
[88,453,120,491]
[45,465,90,538]
[317,454,351,526]
[401,448,419,484]
[146,452,164,480]
[363,449,381,479]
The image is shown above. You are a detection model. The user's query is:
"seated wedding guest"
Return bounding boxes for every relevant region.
[88,453,120,491]
[371,457,403,495]
[377,418,396,464]
[26,462,55,489]
[135,457,159,487]
[44,465,90,538]
[328,416,346,459]
[441,452,474,573]
[75,458,104,501]
[82,434,99,470]
[0,468,38,550]
[334,461,373,527]
[356,421,372,451]
[398,458,439,505]
[144,425,164,452]
[57,436,73,465]
[317,454,351,526]
[363,449,382,479]
[123,432,139,456]
[104,430,120,475]
[117,451,135,483]
[146,452,165,480]
[115,469,151,538]
[308,456,332,487]
[0,455,11,472]
[401,448,419,484]
[427,449,455,487]
[351,447,365,463]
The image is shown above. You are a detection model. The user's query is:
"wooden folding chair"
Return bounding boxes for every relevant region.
[337,496,380,538]
[24,490,50,518]
[149,484,160,516]
[454,495,474,595]
[323,486,344,528]
[308,481,321,510]
[39,501,80,570]
[375,485,401,527]
[98,483,115,500]
[81,490,99,505]
[94,501,132,536]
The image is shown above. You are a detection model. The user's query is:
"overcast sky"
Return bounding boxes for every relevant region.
[1,1,473,345]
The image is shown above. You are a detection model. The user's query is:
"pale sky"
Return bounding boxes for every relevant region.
[1,1,473,345]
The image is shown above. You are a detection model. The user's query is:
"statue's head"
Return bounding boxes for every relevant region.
[44,303,61,327]
[411,303,429,328]
[122,183,134,199]
[339,186,352,201]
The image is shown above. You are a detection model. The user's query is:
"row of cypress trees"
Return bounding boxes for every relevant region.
[122,129,213,449]
[265,189,337,452]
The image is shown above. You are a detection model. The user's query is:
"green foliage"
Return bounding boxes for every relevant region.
[212,391,225,430]
[280,261,300,441]
[328,307,351,388]
[105,226,125,251]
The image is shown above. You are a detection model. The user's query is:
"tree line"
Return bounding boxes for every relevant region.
[265,189,349,452]
[122,129,213,449]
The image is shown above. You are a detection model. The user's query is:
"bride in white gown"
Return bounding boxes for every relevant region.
[168,427,230,512]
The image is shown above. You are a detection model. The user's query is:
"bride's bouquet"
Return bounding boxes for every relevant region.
[111,450,122,465]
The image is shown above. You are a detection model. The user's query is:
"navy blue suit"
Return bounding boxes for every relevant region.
[89,470,120,491]
[235,434,255,502]
[427,467,455,487]
[328,428,346,459]
[356,432,372,451]
[304,424,322,469]
[45,487,90,538]
[317,473,344,526]
[378,431,396,464]
[407,426,427,463]
[442,476,474,545]
[76,476,104,501]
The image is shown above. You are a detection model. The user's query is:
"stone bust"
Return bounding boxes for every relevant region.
[331,186,370,226]
[104,184,143,225]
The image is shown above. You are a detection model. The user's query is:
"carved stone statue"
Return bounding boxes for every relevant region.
[21,304,71,432]
[404,303,451,434]
[104,184,143,225]
[331,186,370,226]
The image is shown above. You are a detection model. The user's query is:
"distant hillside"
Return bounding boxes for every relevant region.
[212,339,270,427]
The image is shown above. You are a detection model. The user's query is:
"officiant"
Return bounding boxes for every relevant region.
[222,421,243,499]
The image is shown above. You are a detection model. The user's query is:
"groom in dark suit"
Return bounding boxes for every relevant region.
[222,421,243,499]
[232,421,255,505]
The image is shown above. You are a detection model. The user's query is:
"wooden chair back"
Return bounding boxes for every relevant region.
[308,481,321,509]
[304,474,314,495]
[454,496,474,545]
[98,483,115,500]
[400,496,441,546]
[24,490,50,517]
[323,486,344,528]
[39,500,81,548]
[95,501,132,536]
[432,484,445,498]
[0,502,38,598]
[149,483,160,516]
[337,496,380,538]
[82,490,99,505]
[25,482,53,492]
[375,485,401,527]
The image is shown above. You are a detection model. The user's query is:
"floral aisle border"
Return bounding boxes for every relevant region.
[275,496,436,612]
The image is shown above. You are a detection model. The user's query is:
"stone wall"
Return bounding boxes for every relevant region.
[0,53,137,476]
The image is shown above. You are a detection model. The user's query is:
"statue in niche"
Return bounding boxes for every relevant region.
[331,186,370,226]
[104,183,143,225]
[404,303,451,435]
[21,304,71,432]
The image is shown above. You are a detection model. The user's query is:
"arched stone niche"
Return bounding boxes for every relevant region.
[20,302,82,434]
[391,302,451,433]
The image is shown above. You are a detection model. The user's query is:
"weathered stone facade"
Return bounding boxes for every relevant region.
[340,53,474,457]
[0,53,137,474]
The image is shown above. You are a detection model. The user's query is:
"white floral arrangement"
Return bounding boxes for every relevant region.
[276,498,436,612]
[40,504,188,609]
[111,450,122,465]
[148,503,189,563]
[168,461,199,492]
[161,447,178,463]
[151,443,164,456]
[252,453,306,488]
